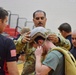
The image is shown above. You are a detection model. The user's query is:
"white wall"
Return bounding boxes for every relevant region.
[0,0,76,32]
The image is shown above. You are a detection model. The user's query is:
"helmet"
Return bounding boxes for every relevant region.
[30,27,50,42]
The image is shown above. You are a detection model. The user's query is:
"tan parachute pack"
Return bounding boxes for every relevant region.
[51,47,76,75]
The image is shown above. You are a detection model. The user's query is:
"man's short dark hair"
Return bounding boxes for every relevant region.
[0,7,8,20]
[33,10,46,18]
[58,23,71,33]
[34,36,45,44]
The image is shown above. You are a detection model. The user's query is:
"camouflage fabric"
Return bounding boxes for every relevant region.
[14,36,26,54]
[15,34,71,75]
[21,45,36,75]
[55,34,71,50]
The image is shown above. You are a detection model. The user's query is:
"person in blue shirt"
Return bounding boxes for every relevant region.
[58,22,73,50]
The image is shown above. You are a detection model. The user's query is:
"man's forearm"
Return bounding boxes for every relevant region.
[7,61,19,75]
[15,36,26,54]
[35,56,42,74]
[55,35,71,50]
[35,56,51,75]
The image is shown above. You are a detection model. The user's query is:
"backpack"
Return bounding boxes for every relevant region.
[51,47,76,75]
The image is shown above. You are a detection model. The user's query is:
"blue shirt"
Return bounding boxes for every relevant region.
[70,47,76,59]
[66,35,73,50]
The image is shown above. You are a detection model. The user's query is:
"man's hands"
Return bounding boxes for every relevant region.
[21,32,30,44]
[35,46,43,57]
[48,33,59,44]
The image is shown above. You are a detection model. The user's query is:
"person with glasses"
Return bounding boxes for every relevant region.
[30,27,64,75]
[15,10,70,75]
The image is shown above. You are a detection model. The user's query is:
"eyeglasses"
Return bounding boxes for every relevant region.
[35,17,45,20]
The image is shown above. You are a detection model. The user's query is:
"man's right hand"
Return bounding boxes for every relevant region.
[21,32,30,44]
[35,46,43,57]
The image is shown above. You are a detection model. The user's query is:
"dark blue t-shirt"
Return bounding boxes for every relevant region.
[66,35,73,50]
[0,34,17,75]
[70,47,76,59]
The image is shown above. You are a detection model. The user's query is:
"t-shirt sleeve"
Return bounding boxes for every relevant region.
[43,51,59,71]
[5,38,17,62]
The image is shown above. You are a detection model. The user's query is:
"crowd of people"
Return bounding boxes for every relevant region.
[0,7,76,75]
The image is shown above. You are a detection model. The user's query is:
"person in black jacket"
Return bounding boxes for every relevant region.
[58,22,73,50]
[70,29,76,59]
